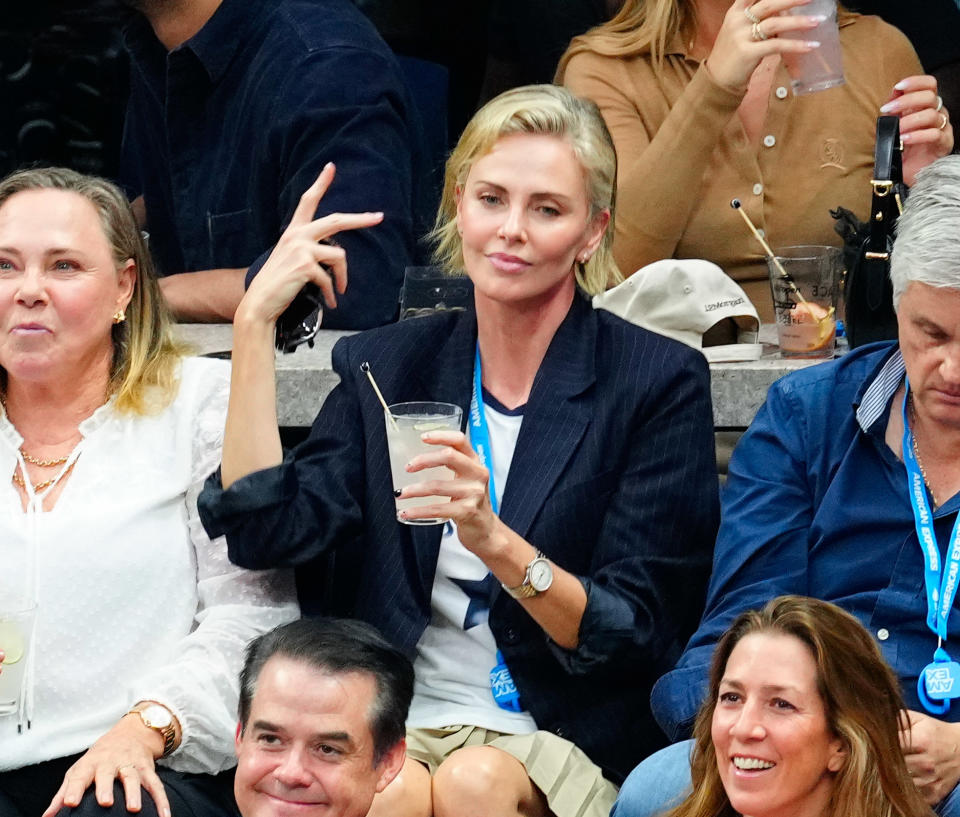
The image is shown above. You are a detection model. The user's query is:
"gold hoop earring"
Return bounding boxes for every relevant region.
[113,309,126,324]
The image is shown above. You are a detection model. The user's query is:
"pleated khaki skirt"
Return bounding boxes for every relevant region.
[406,725,619,817]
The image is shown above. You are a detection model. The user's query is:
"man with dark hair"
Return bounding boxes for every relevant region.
[233,619,412,817]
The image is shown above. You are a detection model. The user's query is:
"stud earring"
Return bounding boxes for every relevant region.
[113,308,126,324]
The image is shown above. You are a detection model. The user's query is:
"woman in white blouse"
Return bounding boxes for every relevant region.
[0,168,297,817]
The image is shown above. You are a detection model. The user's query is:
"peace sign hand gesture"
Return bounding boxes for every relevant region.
[236,163,384,327]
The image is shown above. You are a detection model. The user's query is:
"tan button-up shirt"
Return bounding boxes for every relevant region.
[560,14,921,319]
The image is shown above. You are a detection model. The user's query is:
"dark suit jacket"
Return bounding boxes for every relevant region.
[199,294,719,781]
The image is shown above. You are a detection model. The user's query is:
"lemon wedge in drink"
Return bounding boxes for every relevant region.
[796,303,836,351]
[0,622,25,665]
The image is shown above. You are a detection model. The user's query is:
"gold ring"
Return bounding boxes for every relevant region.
[117,765,138,774]
[751,21,768,41]
[744,5,761,24]
[936,95,944,112]
[939,112,949,131]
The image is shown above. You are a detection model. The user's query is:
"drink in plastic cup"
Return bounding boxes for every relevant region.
[386,402,463,525]
[780,0,844,95]
[767,245,843,358]
[0,601,36,717]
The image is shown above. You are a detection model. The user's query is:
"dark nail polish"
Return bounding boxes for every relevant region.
[393,489,402,497]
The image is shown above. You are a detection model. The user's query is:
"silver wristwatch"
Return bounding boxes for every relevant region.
[502,551,554,599]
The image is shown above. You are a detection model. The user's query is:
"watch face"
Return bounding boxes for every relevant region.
[529,558,553,592]
[142,704,172,728]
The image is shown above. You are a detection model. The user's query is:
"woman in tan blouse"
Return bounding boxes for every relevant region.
[558,0,954,319]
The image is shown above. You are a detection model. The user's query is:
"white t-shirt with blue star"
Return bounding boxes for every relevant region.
[408,391,538,733]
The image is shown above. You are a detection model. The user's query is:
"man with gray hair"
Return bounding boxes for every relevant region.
[614,155,960,817]
[233,619,412,817]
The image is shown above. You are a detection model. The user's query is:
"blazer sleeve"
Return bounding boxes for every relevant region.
[651,376,813,740]
[551,337,720,677]
[198,337,367,568]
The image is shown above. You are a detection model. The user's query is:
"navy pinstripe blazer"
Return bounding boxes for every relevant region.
[200,294,718,781]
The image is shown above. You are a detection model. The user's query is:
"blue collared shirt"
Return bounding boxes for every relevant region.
[652,341,960,740]
[120,0,429,329]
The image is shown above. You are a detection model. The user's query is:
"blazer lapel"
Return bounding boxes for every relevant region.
[498,296,597,539]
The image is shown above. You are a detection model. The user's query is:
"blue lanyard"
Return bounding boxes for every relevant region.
[473,346,524,712]
[902,381,960,713]
[470,344,498,516]
[901,381,960,643]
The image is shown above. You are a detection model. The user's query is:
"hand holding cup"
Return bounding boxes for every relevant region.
[398,429,504,557]
[705,0,828,92]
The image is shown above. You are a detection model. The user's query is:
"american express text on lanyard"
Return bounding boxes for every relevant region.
[473,345,524,713]
[902,380,960,714]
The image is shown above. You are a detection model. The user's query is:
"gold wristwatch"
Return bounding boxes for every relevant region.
[128,702,178,758]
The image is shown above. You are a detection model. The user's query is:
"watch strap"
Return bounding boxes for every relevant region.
[128,703,177,758]
[502,550,547,599]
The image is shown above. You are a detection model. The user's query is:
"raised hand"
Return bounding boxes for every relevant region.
[236,163,384,327]
[705,0,827,92]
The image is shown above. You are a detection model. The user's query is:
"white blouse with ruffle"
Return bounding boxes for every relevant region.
[0,357,298,773]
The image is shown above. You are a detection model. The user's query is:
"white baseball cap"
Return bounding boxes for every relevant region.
[592,259,763,362]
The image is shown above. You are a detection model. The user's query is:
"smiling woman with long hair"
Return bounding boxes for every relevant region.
[671,596,933,817]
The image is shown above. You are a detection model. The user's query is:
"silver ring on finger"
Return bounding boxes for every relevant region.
[751,21,768,41]
[939,112,949,131]
[936,95,944,112]
[744,5,761,24]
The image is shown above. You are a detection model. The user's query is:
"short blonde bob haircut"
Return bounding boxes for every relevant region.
[0,167,185,414]
[669,596,933,817]
[431,84,622,295]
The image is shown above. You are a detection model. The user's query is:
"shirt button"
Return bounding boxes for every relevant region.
[763,134,776,148]
[752,183,764,195]
[776,86,789,99]
[877,628,890,641]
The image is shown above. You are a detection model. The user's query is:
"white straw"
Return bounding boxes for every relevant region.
[361,362,399,431]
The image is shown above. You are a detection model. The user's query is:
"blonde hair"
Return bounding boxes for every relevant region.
[556,0,695,79]
[0,167,185,414]
[668,596,933,817]
[431,84,621,295]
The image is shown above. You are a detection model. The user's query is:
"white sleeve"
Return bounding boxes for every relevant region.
[130,359,299,773]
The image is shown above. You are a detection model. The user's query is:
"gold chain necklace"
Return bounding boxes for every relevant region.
[19,449,70,467]
[909,395,940,508]
[12,468,59,492]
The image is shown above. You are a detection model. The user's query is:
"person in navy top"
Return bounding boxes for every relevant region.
[200,85,719,817]
[119,0,428,326]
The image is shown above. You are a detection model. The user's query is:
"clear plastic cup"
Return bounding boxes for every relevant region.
[385,402,463,525]
[767,246,843,358]
[0,601,36,718]
[780,0,844,96]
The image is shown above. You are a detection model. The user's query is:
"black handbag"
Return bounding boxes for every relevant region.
[831,115,904,349]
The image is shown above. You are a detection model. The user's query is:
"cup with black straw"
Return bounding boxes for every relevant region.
[730,199,838,357]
